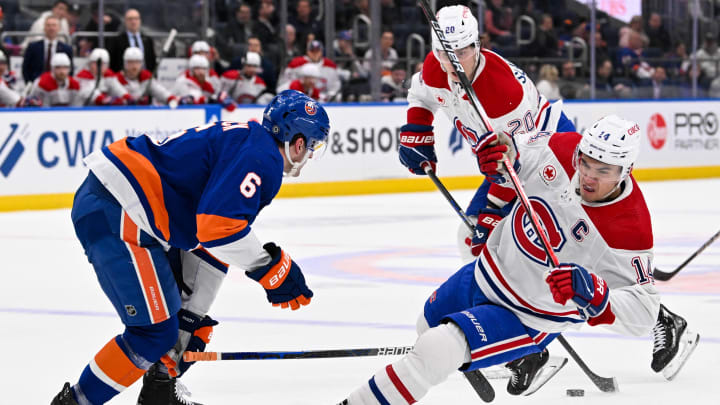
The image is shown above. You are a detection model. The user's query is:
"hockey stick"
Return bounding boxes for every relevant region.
[417,0,617,394]
[144,28,177,105]
[653,228,720,281]
[83,58,103,106]
[183,346,413,361]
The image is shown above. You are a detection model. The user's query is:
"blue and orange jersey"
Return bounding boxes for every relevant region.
[84,121,283,252]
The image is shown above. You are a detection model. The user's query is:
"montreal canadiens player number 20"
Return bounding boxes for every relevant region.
[51,90,330,405]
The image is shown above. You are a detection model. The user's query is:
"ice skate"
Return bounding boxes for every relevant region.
[51,382,79,405]
[506,349,567,396]
[652,304,700,380]
[137,364,203,405]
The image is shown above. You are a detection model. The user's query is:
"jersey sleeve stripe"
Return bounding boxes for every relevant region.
[107,140,171,241]
[196,213,249,244]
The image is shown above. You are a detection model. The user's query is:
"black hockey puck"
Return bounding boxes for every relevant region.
[566,389,585,397]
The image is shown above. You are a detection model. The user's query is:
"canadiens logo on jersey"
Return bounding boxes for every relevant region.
[511,197,566,266]
[453,117,480,149]
[305,101,317,115]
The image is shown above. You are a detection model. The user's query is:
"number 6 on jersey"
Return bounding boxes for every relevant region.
[240,172,261,198]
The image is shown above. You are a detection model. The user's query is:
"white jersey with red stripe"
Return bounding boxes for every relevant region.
[29,72,82,106]
[219,70,267,104]
[279,56,341,102]
[0,79,21,107]
[407,50,554,145]
[117,69,175,104]
[476,130,660,336]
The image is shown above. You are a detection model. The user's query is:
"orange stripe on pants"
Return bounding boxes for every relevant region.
[94,338,146,389]
[122,213,169,324]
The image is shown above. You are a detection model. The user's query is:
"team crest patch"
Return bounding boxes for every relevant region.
[305,101,317,115]
[125,305,137,316]
[541,165,557,182]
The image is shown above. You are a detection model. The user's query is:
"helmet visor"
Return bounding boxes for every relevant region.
[306,136,327,160]
[433,44,477,64]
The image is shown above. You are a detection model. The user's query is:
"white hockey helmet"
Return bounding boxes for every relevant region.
[300,63,321,78]
[431,5,479,55]
[189,54,209,69]
[245,51,261,67]
[89,48,110,64]
[578,115,641,180]
[123,47,144,63]
[191,40,211,54]
[51,52,71,68]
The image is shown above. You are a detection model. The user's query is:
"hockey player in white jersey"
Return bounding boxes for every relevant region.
[174,54,236,111]
[76,48,131,105]
[340,116,684,405]
[117,47,177,106]
[28,53,82,106]
[219,51,270,104]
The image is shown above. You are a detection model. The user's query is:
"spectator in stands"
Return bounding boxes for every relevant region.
[21,0,70,49]
[695,32,720,86]
[380,62,408,102]
[677,64,708,98]
[279,39,341,102]
[664,40,691,79]
[219,2,253,58]
[618,15,648,49]
[191,40,222,90]
[582,57,631,99]
[362,30,398,75]
[289,0,323,53]
[285,24,302,61]
[78,4,121,56]
[557,60,584,99]
[76,48,130,106]
[22,16,73,84]
[709,75,720,98]
[413,61,423,74]
[524,13,559,57]
[380,0,401,29]
[174,54,235,110]
[636,66,678,99]
[281,62,321,100]
[616,30,653,81]
[108,9,157,73]
[221,51,269,104]
[253,0,279,50]
[535,64,560,100]
[335,30,369,102]
[28,52,81,106]
[484,0,514,47]
[116,47,177,106]
[646,12,671,53]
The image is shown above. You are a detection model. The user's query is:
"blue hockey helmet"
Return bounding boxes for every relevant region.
[262,89,330,150]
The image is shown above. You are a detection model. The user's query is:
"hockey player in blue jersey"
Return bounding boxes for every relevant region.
[51,89,330,405]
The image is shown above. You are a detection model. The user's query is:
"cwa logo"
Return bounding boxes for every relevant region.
[647,113,667,150]
[0,123,30,178]
[511,197,566,266]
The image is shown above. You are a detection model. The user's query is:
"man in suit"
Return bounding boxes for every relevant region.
[22,15,73,84]
[636,66,680,99]
[108,9,156,73]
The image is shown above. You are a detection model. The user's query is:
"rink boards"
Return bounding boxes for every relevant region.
[1,100,719,211]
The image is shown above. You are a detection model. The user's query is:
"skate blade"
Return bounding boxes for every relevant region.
[524,356,569,396]
[662,330,700,381]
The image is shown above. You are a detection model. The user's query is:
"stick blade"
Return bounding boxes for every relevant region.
[463,369,495,402]
[652,268,675,281]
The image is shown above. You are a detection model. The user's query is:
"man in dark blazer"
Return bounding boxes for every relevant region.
[108,9,156,73]
[22,15,73,84]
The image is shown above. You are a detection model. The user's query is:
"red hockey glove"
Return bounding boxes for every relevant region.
[545,263,615,326]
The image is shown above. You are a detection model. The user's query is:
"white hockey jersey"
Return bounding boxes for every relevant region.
[76,68,130,105]
[219,69,267,104]
[475,130,660,336]
[29,71,82,106]
[407,49,558,144]
[116,69,175,105]
[173,71,216,104]
[0,79,21,107]
[279,56,341,102]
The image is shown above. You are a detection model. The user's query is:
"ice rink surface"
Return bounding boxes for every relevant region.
[1,178,719,404]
